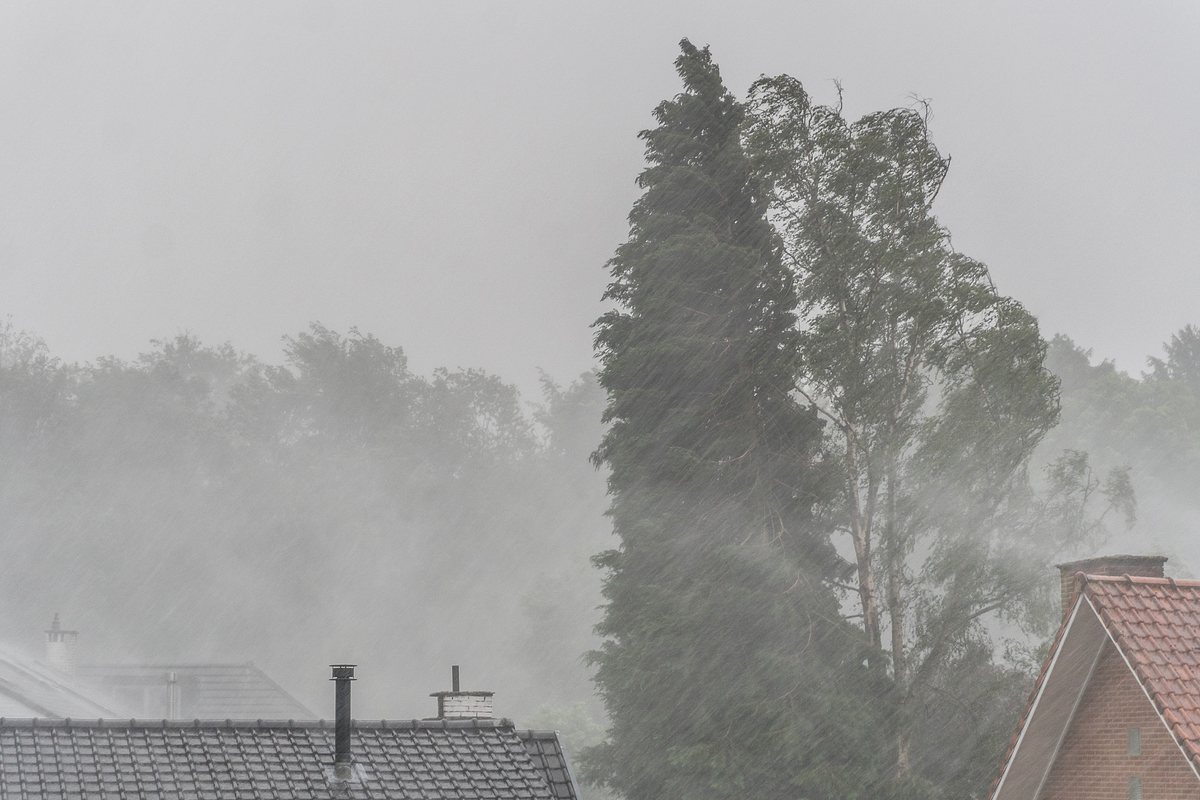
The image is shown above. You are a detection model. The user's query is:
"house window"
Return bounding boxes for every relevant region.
[1127,727,1141,756]
[1128,775,1142,800]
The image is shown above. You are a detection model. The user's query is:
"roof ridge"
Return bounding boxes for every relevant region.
[0,717,519,730]
[237,662,317,718]
[78,663,259,669]
[1081,573,1200,588]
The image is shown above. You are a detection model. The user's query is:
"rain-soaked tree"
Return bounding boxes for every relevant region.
[588,42,894,799]
[1045,329,1200,544]
[745,76,1131,792]
[0,319,69,462]
[1148,325,1200,389]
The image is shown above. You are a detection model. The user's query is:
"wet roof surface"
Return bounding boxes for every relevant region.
[0,653,116,719]
[77,663,314,720]
[514,730,577,800]
[0,718,577,800]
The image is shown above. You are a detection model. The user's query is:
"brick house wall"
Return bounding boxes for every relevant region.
[1038,641,1198,799]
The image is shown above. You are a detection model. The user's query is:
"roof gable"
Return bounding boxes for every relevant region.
[1083,575,1200,771]
[1036,638,1200,798]
[0,651,117,719]
[991,574,1200,799]
[991,594,1110,800]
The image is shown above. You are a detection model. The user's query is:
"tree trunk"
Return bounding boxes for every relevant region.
[845,436,881,658]
[896,729,912,776]
[885,462,911,778]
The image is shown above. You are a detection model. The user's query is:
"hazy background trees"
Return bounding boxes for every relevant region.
[0,321,611,738]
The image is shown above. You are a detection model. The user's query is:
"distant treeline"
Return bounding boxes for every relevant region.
[1042,328,1200,563]
[0,320,610,742]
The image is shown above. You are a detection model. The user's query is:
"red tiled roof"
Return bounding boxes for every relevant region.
[989,573,1200,799]
[1083,574,1200,768]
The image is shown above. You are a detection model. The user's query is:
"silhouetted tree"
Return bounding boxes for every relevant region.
[588,41,893,799]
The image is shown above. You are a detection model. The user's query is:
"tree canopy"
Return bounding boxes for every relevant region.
[744,74,1131,793]
[588,41,895,800]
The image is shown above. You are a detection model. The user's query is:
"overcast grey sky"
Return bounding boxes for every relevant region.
[2,2,1197,391]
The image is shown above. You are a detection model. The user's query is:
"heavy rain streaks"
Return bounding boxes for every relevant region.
[1,4,1199,800]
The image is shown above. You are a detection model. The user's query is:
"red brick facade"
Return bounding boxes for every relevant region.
[1038,641,1198,799]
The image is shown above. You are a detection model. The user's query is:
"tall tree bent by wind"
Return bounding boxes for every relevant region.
[745,77,1130,793]
[587,41,891,799]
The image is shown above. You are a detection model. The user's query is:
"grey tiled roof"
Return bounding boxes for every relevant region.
[76,663,314,720]
[516,731,580,800]
[0,718,579,799]
[0,652,117,719]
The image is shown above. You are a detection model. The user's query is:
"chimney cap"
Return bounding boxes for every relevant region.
[330,665,356,681]
[429,665,491,698]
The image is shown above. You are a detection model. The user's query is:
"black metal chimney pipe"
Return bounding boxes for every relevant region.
[330,665,356,779]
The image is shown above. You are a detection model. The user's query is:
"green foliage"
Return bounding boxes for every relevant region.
[1043,332,1200,559]
[744,75,1127,795]
[587,542,897,799]
[588,41,895,799]
[901,640,1030,800]
[0,322,610,721]
[1147,324,1200,390]
[0,319,70,459]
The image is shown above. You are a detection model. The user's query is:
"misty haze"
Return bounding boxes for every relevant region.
[2,3,1200,800]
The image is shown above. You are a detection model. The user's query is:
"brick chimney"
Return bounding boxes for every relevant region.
[44,614,78,675]
[1056,554,1168,617]
[431,665,494,719]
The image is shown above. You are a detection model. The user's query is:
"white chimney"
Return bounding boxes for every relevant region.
[431,665,494,719]
[44,614,79,675]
